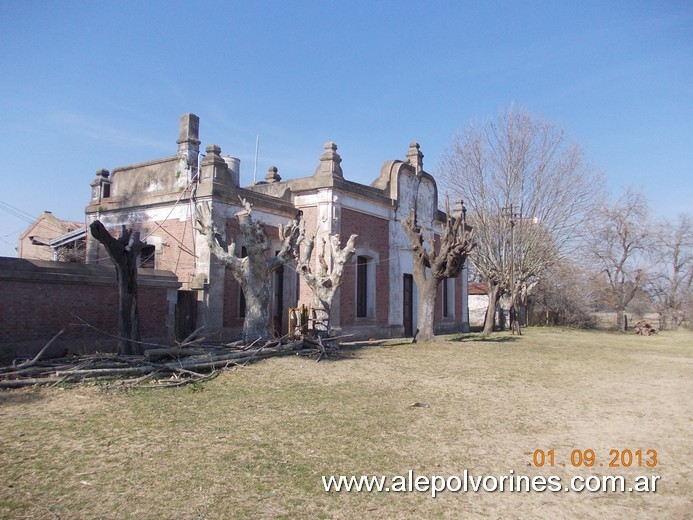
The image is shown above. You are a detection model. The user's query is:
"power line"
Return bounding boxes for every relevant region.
[0,200,36,224]
[0,200,85,239]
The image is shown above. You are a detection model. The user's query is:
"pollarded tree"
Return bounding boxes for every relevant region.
[89,221,145,355]
[295,232,358,336]
[587,188,650,332]
[195,199,302,342]
[402,197,476,343]
[439,106,602,334]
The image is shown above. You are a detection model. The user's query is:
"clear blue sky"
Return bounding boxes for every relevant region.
[0,0,691,257]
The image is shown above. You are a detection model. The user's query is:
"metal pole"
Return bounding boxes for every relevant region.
[253,135,259,185]
[510,205,516,334]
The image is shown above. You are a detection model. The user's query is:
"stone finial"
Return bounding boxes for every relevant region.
[406,141,424,173]
[315,141,343,178]
[265,166,281,183]
[90,168,111,201]
[201,144,228,183]
[205,144,222,157]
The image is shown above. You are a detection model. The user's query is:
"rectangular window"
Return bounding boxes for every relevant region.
[356,256,368,318]
[140,245,156,269]
[443,277,455,318]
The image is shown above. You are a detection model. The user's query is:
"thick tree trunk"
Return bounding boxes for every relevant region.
[90,221,144,355]
[415,282,439,343]
[616,308,627,332]
[118,290,141,353]
[240,276,274,342]
[482,284,501,335]
[510,300,521,335]
[310,295,331,336]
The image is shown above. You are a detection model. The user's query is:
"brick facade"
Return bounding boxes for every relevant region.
[339,209,390,327]
[80,114,470,342]
[0,258,179,358]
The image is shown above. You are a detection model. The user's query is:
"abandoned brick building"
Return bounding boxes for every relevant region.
[85,113,470,340]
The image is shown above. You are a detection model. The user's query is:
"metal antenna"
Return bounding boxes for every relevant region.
[253,134,259,184]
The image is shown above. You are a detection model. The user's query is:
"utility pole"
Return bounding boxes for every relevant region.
[501,204,539,335]
[501,204,521,335]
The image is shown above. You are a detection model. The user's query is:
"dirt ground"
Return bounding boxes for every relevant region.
[0,328,691,519]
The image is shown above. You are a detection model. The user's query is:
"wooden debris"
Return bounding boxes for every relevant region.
[0,330,350,389]
[634,321,658,336]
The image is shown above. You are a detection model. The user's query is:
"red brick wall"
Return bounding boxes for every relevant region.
[0,281,170,342]
[339,209,390,326]
[153,218,197,287]
[0,260,176,357]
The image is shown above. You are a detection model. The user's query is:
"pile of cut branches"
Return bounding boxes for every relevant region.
[634,320,658,336]
[0,328,345,389]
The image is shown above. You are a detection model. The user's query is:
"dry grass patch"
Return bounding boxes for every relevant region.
[1,328,691,519]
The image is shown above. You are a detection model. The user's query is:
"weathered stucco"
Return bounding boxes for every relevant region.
[83,114,470,340]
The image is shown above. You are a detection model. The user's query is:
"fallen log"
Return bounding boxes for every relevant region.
[0,377,66,389]
[0,335,336,388]
[144,347,206,361]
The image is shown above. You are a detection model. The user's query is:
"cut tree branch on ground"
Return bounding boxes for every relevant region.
[0,327,349,389]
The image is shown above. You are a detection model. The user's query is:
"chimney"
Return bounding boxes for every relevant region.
[177,113,201,166]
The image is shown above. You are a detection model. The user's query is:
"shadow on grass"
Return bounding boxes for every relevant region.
[322,338,416,361]
[325,333,521,361]
[448,334,520,343]
[0,388,46,406]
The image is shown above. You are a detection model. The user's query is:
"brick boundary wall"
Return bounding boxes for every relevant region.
[0,257,181,359]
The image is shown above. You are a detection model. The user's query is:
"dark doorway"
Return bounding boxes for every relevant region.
[356,256,368,317]
[403,274,413,337]
[175,290,197,340]
[273,265,284,336]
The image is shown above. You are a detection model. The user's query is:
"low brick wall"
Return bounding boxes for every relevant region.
[0,257,181,359]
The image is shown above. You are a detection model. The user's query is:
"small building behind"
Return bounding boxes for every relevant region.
[17,211,86,262]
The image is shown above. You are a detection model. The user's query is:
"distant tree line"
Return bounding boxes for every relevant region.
[440,106,691,333]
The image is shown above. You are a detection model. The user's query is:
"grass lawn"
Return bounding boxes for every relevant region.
[1,328,691,519]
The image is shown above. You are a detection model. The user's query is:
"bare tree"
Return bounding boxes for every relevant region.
[195,199,302,342]
[588,188,650,332]
[648,214,692,330]
[296,232,358,336]
[402,197,475,343]
[55,238,86,263]
[530,260,598,328]
[439,106,602,334]
[89,221,144,355]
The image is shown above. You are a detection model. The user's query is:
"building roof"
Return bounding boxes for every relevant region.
[19,211,82,243]
[469,282,487,295]
[49,227,87,248]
